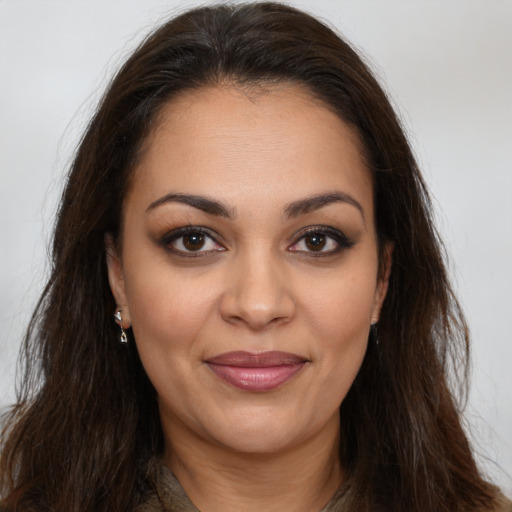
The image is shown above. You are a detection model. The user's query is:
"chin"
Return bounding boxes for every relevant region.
[202,405,319,456]
[215,426,299,455]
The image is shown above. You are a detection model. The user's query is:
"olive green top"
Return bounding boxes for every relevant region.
[135,461,512,512]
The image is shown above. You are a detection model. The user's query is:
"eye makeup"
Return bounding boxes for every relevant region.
[155,223,355,260]
[158,225,226,257]
[288,225,355,257]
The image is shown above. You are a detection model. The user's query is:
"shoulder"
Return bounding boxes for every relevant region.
[134,459,199,512]
[134,494,163,512]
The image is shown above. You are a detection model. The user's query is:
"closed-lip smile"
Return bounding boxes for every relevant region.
[204,351,308,392]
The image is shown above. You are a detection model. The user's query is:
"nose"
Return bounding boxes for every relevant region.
[220,250,296,331]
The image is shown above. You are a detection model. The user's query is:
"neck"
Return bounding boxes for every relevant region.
[161,414,342,512]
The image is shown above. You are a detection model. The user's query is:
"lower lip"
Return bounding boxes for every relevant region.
[206,362,306,391]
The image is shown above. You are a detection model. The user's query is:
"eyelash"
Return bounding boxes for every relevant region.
[160,225,354,257]
[288,226,355,256]
[160,226,225,257]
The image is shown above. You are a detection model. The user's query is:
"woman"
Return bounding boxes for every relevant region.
[1,3,510,511]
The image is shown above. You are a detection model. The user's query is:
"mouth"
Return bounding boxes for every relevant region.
[204,351,308,392]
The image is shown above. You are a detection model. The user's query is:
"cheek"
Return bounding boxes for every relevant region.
[124,268,219,412]
[306,266,378,341]
[126,271,217,347]
[120,244,222,370]
[299,259,378,392]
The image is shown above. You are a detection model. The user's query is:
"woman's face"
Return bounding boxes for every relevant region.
[108,85,390,455]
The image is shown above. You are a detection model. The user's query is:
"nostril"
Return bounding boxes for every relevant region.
[219,285,295,330]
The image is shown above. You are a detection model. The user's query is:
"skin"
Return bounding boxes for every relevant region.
[107,84,391,512]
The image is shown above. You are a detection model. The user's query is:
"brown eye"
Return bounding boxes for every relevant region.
[164,228,225,255]
[288,227,353,255]
[183,233,205,251]
[305,233,326,251]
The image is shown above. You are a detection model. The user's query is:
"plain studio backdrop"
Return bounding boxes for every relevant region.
[1,0,511,498]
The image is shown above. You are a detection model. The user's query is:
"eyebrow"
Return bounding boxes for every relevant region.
[284,192,365,221]
[146,193,235,218]
[146,191,364,221]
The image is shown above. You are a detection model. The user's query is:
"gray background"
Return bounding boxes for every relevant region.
[1,0,511,497]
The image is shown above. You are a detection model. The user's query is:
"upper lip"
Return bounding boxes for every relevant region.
[204,351,308,367]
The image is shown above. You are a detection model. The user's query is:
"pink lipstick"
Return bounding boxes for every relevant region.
[204,351,307,392]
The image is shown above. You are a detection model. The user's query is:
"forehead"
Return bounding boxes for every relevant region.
[128,84,373,216]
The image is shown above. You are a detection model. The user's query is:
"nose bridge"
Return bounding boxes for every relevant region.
[220,245,295,330]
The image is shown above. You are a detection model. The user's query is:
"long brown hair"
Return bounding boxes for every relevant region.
[0,3,500,511]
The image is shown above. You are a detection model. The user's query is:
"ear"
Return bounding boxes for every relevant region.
[105,233,131,327]
[371,241,393,324]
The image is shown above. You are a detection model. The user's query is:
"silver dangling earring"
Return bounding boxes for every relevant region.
[370,323,379,345]
[114,308,128,344]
